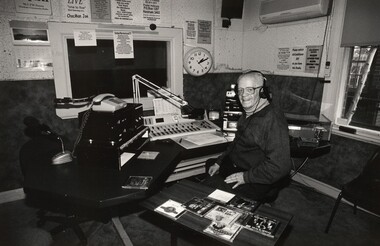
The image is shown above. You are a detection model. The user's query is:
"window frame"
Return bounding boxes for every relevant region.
[48,22,183,119]
[333,47,380,144]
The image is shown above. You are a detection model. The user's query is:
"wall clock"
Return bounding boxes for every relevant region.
[183,47,213,76]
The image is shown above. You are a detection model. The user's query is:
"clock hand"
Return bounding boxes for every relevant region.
[198,57,209,64]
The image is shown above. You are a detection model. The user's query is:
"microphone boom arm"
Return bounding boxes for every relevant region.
[132,74,189,109]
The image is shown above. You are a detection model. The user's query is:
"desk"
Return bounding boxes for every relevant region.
[167,138,331,182]
[23,140,183,245]
[23,135,322,245]
[141,180,293,246]
[289,139,331,177]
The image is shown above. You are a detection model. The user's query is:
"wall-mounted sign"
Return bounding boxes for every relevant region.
[113,31,134,59]
[198,20,212,44]
[63,0,91,23]
[112,0,136,23]
[143,0,161,23]
[15,0,52,16]
[277,47,290,71]
[290,47,306,72]
[90,0,111,22]
[74,30,97,46]
[305,45,322,73]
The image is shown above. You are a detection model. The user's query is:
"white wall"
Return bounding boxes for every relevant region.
[242,0,329,77]
[0,0,345,121]
[0,0,245,81]
[241,0,346,121]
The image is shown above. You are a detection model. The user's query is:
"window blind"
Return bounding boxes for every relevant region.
[341,0,380,46]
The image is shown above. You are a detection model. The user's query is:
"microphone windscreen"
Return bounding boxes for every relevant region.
[23,116,40,127]
[40,124,52,132]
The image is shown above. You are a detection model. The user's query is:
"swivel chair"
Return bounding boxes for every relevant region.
[20,119,87,243]
[325,148,380,233]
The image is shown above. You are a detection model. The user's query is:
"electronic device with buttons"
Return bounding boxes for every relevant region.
[143,114,220,141]
[75,103,148,170]
[222,84,243,139]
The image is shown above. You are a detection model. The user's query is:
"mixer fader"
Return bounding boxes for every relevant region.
[148,119,220,141]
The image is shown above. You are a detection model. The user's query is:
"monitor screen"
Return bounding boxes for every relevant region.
[48,22,183,119]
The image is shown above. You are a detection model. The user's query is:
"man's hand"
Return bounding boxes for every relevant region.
[208,163,220,176]
[225,172,245,189]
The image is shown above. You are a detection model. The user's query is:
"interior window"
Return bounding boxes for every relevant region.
[340,46,380,132]
[67,39,168,99]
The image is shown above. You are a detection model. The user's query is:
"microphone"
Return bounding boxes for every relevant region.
[23,116,73,164]
[51,135,73,165]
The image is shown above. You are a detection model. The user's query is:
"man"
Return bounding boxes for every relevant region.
[205,70,291,202]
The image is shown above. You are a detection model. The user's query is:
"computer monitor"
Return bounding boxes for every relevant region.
[48,22,183,119]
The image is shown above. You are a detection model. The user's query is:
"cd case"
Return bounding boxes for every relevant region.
[183,197,216,216]
[203,221,242,242]
[122,176,153,189]
[154,199,186,220]
[245,213,280,238]
[227,196,259,213]
[204,205,242,227]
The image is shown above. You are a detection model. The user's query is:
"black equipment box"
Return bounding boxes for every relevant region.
[76,103,148,170]
[78,103,144,147]
[286,113,332,141]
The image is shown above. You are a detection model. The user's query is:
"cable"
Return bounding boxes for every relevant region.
[72,105,92,157]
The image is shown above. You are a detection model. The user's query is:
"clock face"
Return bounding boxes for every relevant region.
[184,48,213,76]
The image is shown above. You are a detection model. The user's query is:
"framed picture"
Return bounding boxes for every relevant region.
[11,27,49,45]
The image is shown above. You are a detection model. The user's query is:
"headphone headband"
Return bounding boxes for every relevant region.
[241,70,266,81]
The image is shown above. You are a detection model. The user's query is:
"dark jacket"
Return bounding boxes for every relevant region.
[217,104,291,184]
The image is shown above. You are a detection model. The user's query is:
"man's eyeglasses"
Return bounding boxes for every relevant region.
[237,86,262,96]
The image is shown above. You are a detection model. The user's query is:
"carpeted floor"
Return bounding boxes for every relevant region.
[1,180,379,246]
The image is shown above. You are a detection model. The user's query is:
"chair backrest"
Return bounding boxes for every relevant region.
[361,148,380,180]
[19,136,61,177]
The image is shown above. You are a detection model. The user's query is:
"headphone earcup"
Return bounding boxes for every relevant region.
[260,85,272,100]
[259,87,267,99]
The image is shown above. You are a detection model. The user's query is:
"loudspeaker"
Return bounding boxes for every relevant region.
[234,70,272,100]
[222,0,244,19]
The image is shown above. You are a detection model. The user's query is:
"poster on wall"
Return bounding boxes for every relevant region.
[11,27,49,46]
[113,31,134,59]
[290,47,306,72]
[143,0,161,23]
[90,0,111,22]
[305,45,322,74]
[10,20,49,46]
[63,0,91,23]
[277,47,290,71]
[15,0,52,16]
[14,46,53,71]
[112,0,140,24]
[74,30,97,46]
[197,20,212,44]
[185,20,197,45]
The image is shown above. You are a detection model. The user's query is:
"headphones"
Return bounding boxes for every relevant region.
[234,70,272,100]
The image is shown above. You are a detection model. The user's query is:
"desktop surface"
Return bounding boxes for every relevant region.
[23,134,330,209]
[23,140,183,208]
[141,179,293,246]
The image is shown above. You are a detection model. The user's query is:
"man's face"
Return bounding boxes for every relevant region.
[237,74,264,114]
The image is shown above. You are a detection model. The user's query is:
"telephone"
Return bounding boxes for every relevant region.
[91,93,127,112]
[72,93,127,157]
